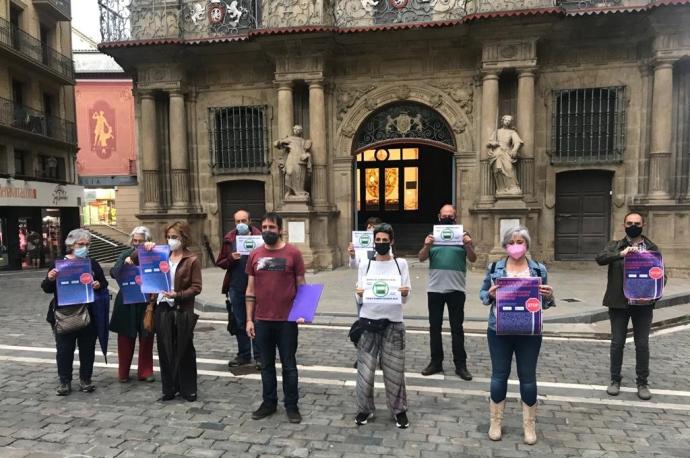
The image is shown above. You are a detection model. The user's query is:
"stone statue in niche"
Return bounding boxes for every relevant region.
[275,125,312,199]
[488,114,523,196]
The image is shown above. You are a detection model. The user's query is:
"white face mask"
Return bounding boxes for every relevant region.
[167,238,182,251]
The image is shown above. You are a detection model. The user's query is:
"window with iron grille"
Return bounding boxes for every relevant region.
[209,106,269,173]
[552,87,625,164]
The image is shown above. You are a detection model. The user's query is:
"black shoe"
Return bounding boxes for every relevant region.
[255,360,263,371]
[606,381,620,396]
[395,411,410,429]
[252,402,277,420]
[158,393,175,401]
[355,412,373,426]
[228,356,251,368]
[421,362,443,376]
[455,365,473,381]
[79,379,95,393]
[286,407,302,424]
[183,393,197,402]
[56,382,71,396]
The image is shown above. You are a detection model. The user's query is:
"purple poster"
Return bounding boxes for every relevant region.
[119,264,147,305]
[624,251,664,302]
[138,245,171,293]
[496,277,542,336]
[287,284,325,323]
[55,258,94,307]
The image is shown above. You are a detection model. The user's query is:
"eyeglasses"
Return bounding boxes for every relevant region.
[624,222,643,227]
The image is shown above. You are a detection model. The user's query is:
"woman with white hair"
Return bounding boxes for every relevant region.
[41,228,108,396]
[479,226,555,445]
[109,226,155,383]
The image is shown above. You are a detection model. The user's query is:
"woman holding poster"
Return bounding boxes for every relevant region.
[132,221,202,402]
[41,229,108,396]
[354,223,411,429]
[479,226,554,445]
[109,226,155,383]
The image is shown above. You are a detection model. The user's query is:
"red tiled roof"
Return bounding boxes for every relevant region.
[98,1,690,50]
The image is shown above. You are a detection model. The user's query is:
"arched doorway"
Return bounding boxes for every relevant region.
[555,170,613,260]
[353,102,456,253]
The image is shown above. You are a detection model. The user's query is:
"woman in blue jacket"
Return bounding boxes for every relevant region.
[479,226,555,445]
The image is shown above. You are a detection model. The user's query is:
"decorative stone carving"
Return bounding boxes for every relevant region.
[275,125,313,198]
[395,84,411,100]
[488,115,523,196]
[336,85,376,121]
[262,0,323,28]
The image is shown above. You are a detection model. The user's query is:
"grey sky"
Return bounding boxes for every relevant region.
[71,0,103,42]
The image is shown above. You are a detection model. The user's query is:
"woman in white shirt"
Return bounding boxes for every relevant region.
[354,223,411,429]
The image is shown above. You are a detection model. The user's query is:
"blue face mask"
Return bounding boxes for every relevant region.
[74,246,89,258]
[236,223,250,235]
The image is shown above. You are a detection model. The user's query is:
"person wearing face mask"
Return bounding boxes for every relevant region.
[479,226,554,445]
[353,223,412,429]
[42,228,108,396]
[109,226,155,383]
[418,204,477,380]
[596,212,663,401]
[216,209,262,370]
[245,212,306,424]
[346,216,383,268]
[132,221,202,402]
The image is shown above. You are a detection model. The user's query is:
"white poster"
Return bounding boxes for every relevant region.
[432,224,464,246]
[236,235,264,255]
[352,231,374,249]
[288,221,306,244]
[363,274,402,306]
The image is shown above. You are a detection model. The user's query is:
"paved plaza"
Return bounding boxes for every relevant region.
[0,270,689,457]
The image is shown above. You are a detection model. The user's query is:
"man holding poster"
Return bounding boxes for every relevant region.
[418,204,477,380]
[596,212,664,401]
[216,209,262,370]
[245,212,306,424]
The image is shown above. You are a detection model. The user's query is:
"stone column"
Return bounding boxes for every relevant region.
[276,81,294,139]
[169,90,190,210]
[517,67,535,199]
[479,71,499,204]
[308,79,328,207]
[140,90,160,211]
[648,59,674,200]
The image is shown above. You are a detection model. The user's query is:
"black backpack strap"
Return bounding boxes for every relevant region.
[393,258,401,275]
[366,259,372,274]
[490,261,497,274]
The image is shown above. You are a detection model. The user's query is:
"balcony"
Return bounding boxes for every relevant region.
[98,0,653,45]
[33,0,71,22]
[0,17,74,84]
[0,96,77,145]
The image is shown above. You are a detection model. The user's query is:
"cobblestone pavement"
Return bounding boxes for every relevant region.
[1,272,689,457]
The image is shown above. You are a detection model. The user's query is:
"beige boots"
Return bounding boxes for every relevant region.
[488,400,537,445]
[522,402,537,445]
[488,400,505,440]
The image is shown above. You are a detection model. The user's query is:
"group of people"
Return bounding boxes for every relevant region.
[41,207,662,444]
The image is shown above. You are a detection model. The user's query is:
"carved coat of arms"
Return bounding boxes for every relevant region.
[389,0,410,9]
[208,1,226,24]
[385,112,423,135]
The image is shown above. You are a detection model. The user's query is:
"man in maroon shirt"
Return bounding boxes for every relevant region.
[246,212,306,423]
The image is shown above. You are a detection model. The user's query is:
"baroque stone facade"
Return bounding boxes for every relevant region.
[100,1,690,275]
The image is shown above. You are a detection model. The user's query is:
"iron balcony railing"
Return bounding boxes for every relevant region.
[0,16,74,81]
[98,0,651,44]
[0,96,77,145]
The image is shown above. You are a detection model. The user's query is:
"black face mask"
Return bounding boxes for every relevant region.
[625,225,643,239]
[262,231,280,245]
[439,217,455,225]
[374,242,391,255]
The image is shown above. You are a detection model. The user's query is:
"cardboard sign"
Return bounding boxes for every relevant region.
[624,251,664,302]
[496,277,542,336]
[55,258,94,307]
[138,245,171,293]
[433,224,464,246]
[236,235,264,256]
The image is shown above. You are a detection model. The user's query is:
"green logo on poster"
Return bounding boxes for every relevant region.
[359,234,371,246]
[441,228,454,240]
[244,240,256,250]
[372,281,389,297]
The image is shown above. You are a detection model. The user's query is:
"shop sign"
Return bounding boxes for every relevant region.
[0,178,83,208]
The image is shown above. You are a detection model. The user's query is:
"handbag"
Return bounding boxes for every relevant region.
[358,317,391,333]
[54,304,91,335]
[143,295,156,333]
[348,319,363,346]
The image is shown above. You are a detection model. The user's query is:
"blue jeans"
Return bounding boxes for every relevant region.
[228,288,260,361]
[255,320,299,408]
[487,328,542,406]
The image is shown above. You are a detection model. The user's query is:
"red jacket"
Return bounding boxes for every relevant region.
[216,225,261,294]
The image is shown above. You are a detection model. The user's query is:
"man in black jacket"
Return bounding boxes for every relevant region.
[595,211,662,401]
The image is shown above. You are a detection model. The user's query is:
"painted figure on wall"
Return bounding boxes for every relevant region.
[274,125,312,199]
[487,115,523,196]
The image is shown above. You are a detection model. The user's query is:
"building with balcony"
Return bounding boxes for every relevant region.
[98,0,690,274]
[73,27,139,232]
[0,0,80,270]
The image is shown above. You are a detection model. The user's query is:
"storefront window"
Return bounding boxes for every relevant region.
[82,188,116,225]
[42,210,61,266]
[0,218,8,268]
